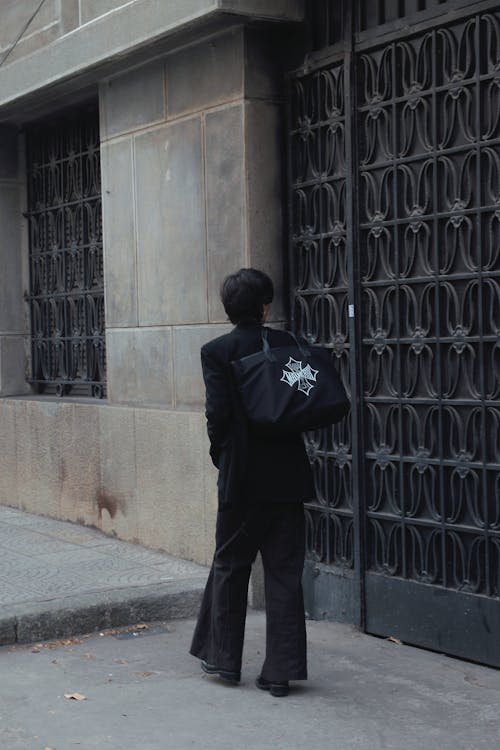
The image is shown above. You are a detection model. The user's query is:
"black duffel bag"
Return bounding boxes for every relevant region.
[231,329,350,434]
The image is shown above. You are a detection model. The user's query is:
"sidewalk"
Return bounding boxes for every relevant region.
[0,505,208,645]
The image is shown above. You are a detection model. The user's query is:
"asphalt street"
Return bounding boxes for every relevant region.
[1,613,500,750]
[1,506,499,750]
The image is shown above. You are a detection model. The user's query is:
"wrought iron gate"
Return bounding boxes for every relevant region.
[288,0,500,666]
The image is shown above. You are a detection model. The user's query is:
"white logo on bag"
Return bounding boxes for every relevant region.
[281,357,318,396]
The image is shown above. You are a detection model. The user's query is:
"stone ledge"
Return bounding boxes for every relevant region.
[0,0,304,118]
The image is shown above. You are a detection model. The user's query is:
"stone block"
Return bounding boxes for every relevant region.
[100,138,138,327]
[220,0,304,20]
[245,100,285,321]
[12,399,60,518]
[106,327,174,406]
[0,183,24,332]
[51,403,101,525]
[173,324,231,407]
[205,105,246,322]
[244,27,281,101]
[60,0,79,33]
[135,118,207,325]
[98,405,139,541]
[100,61,165,140]
[0,400,17,507]
[0,126,18,178]
[135,409,210,562]
[14,400,100,523]
[0,1,62,66]
[80,0,130,24]
[0,0,59,52]
[0,336,29,396]
[166,28,244,118]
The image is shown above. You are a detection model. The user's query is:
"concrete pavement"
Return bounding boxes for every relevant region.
[0,505,208,645]
[2,613,500,750]
[1,505,500,750]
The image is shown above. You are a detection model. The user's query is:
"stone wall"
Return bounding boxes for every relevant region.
[0,125,30,399]
[0,0,303,67]
[0,20,293,566]
[0,0,303,121]
[100,27,285,409]
[0,398,217,564]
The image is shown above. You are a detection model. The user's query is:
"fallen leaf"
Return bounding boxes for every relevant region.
[134,624,148,630]
[387,636,403,645]
[134,671,155,678]
[115,659,128,665]
[44,746,56,750]
[64,693,86,701]
[32,639,82,651]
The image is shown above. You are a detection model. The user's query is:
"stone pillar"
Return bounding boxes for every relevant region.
[0,125,29,397]
[100,26,289,410]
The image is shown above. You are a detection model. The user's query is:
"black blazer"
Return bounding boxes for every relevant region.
[201,321,314,508]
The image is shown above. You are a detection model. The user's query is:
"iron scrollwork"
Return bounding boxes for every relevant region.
[361,10,500,595]
[290,7,500,597]
[26,104,106,398]
[290,63,353,568]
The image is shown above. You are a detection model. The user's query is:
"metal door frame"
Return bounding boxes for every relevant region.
[287,0,500,664]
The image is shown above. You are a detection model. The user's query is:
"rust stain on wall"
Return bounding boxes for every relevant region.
[96,491,125,520]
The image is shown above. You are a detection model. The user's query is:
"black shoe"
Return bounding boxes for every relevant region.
[255,675,289,697]
[201,661,240,684]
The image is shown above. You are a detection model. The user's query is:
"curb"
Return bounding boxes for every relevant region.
[0,579,204,646]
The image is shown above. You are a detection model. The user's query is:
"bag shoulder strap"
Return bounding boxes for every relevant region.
[261,328,310,360]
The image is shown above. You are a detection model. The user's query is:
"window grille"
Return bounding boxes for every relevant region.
[307,0,345,50]
[25,103,106,398]
[359,0,449,30]
[307,0,454,51]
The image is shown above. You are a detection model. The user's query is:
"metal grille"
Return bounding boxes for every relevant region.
[307,0,345,50]
[25,104,106,398]
[359,0,449,31]
[307,0,454,49]
[360,10,500,594]
[289,1,500,655]
[289,62,354,568]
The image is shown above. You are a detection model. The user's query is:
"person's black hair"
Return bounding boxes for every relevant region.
[220,268,274,324]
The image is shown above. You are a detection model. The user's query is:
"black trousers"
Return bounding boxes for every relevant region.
[189,502,307,682]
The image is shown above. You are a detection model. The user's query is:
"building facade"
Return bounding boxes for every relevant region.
[0,0,302,564]
[0,0,499,667]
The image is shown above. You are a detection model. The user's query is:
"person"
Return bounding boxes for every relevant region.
[189,267,314,698]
